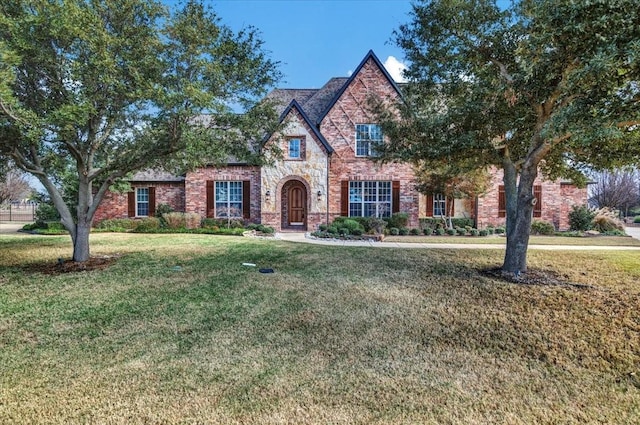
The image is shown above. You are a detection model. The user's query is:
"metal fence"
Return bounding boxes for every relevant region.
[0,204,36,222]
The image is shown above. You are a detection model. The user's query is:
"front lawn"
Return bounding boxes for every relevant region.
[1,233,639,424]
[384,234,640,246]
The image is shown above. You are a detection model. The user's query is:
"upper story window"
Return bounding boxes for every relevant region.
[288,138,301,159]
[215,181,243,218]
[355,124,382,157]
[136,188,149,217]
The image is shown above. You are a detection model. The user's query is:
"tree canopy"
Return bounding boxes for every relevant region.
[0,0,281,261]
[374,0,640,273]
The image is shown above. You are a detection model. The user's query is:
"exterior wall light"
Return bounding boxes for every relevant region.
[317,190,322,201]
[265,190,271,201]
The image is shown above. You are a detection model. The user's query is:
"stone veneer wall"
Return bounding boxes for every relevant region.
[475,167,588,231]
[93,182,185,224]
[319,57,420,227]
[261,108,329,231]
[185,166,261,221]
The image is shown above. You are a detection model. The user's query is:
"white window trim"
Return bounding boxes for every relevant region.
[136,187,149,217]
[215,181,243,218]
[348,181,392,218]
[433,193,447,217]
[355,124,382,157]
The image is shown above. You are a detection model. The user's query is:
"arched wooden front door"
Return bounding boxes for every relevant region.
[288,184,306,227]
[281,179,308,230]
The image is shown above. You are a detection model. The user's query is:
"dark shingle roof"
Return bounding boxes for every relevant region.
[130,169,185,182]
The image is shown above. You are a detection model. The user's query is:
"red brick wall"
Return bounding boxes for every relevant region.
[320,58,420,227]
[93,182,185,224]
[475,168,588,230]
[185,166,261,222]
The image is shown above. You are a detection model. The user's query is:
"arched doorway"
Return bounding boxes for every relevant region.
[281,180,307,230]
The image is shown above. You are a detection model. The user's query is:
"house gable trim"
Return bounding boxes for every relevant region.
[280,100,334,154]
[316,50,404,125]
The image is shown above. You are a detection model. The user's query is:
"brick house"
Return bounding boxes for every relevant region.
[95,51,587,231]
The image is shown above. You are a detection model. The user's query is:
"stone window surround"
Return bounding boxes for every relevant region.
[286,136,305,161]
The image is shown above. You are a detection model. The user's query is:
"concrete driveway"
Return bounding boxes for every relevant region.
[625,226,640,241]
[0,222,28,234]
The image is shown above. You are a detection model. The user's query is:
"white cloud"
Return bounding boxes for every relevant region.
[383,56,408,83]
[347,70,353,77]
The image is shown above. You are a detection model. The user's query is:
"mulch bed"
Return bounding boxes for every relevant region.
[480,267,593,288]
[25,255,121,275]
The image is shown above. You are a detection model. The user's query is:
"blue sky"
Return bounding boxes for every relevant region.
[164,0,512,89]
[208,0,414,89]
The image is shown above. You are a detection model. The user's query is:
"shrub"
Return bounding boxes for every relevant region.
[456,227,467,236]
[184,213,201,229]
[338,227,350,236]
[410,228,420,235]
[486,226,495,235]
[327,226,339,235]
[163,212,186,229]
[591,208,625,233]
[495,226,506,234]
[351,228,363,236]
[569,205,595,231]
[132,217,161,232]
[35,203,60,222]
[399,227,409,235]
[446,228,456,236]
[435,227,446,236]
[363,217,387,234]
[386,212,409,230]
[259,225,275,234]
[530,220,555,235]
[423,227,433,235]
[634,215,640,224]
[319,224,328,231]
[389,227,399,235]
[470,229,479,236]
[479,229,489,236]
[451,218,474,228]
[331,217,365,235]
[155,203,174,216]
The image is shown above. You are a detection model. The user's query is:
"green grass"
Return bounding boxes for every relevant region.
[1,233,639,424]
[384,234,640,246]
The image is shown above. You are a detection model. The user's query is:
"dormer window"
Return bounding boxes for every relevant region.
[355,124,382,157]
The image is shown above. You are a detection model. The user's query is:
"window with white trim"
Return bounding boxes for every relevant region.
[136,188,149,217]
[288,138,301,159]
[349,181,391,218]
[215,181,243,218]
[433,193,447,216]
[355,124,382,157]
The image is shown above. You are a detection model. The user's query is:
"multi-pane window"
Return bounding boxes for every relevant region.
[288,138,301,159]
[215,181,243,218]
[136,188,149,217]
[348,181,391,218]
[433,193,447,216]
[355,124,382,157]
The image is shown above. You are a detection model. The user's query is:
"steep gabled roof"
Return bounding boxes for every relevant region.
[316,50,403,125]
[279,100,334,154]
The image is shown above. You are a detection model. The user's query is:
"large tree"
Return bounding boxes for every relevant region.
[374,0,640,273]
[0,0,280,262]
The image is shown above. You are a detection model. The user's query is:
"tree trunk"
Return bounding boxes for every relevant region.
[502,162,537,273]
[72,175,94,262]
[72,220,92,262]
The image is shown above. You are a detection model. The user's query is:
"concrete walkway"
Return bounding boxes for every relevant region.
[276,229,640,251]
